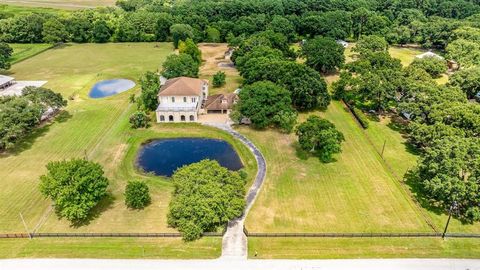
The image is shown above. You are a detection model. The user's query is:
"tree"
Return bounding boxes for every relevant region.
[446,39,480,68]
[413,137,480,222]
[205,26,220,42]
[129,111,150,128]
[66,13,93,43]
[267,15,295,42]
[301,37,345,73]
[92,20,111,43]
[212,71,226,87]
[0,42,13,70]
[410,56,447,78]
[39,159,109,223]
[236,81,295,130]
[296,115,345,162]
[155,12,174,41]
[42,18,68,44]
[353,35,389,56]
[241,59,330,110]
[138,71,160,111]
[178,38,202,64]
[170,24,194,49]
[448,67,480,99]
[168,160,246,241]
[161,54,199,79]
[125,180,151,209]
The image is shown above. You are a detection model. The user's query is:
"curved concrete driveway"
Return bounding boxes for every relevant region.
[203,123,266,259]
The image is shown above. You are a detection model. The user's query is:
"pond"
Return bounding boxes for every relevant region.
[89,79,136,98]
[136,138,243,177]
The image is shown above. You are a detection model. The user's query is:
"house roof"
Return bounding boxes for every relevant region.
[158,77,208,97]
[0,75,14,86]
[205,93,237,111]
[416,51,444,60]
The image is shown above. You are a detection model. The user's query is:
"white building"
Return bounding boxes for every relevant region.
[155,77,208,123]
[0,74,47,97]
[0,75,14,90]
[415,51,444,60]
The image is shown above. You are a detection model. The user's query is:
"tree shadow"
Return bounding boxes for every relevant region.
[0,111,72,157]
[70,193,115,228]
[292,142,309,160]
[404,170,445,217]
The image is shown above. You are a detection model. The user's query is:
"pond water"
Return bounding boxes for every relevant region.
[136,138,243,177]
[89,79,136,98]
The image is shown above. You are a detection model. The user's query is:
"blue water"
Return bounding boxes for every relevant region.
[89,79,136,98]
[137,138,243,177]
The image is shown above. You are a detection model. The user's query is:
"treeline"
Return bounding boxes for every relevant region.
[0,87,67,150]
[1,0,480,48]
[333,35,480,222]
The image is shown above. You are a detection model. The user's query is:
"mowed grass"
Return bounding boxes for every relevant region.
[1,0,115,10]
[0,43,175,233]
[248,238,480,259]
[0,3,68,15]
[242,101,430,233]
[0,237,221,259]
[8,43,53,64]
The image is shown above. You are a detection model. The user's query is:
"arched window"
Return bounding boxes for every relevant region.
[180,115,186,121]
[189,115,195,121]
[168,115,174,122]
[160,115,165,122]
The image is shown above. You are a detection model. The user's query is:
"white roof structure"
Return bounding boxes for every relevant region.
[416,51,444,60]
[336,40,349,48]
[0,75,14,86]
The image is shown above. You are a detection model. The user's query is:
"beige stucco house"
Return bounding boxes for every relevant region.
[155,77,209,123]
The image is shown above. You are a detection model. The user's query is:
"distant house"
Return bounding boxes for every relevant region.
[0,75,47,97]
[415,51,444,60]
[336,40,349,48]
[475,92,480,102]
[0,75,14,90]
[155,77,208,123]
[204,93,238,114]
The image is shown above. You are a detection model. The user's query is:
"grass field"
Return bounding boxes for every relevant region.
[242,101,430,233]
[9,43,53,64]
[198,43,242,95]
[248,238,480,259]
[0,42,258,257]
[0,3,68,15]
[0,238,221,259]
[1,0,115,10]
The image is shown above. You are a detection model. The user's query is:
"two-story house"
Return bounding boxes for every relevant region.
[155,77,208,123]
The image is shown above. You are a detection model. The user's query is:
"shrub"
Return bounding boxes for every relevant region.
[129,111,150,129]
[352,107,369,129]
[125,181,151,209]
[212,71,226,87]
[39,159,109,223]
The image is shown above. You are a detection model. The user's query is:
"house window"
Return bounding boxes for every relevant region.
[189,115,195,121]
[191,97,196,103]
[183,97,187,103]
[168,115,174,122]
[160,115,165,122]
[181,115,186,121]
[171,97,175,103]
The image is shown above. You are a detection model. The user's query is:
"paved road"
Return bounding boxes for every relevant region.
[1,258,479,270]
[203,123,267,258]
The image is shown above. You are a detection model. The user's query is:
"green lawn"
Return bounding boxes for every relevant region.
[248,238,480,259]
[9,43,53,64]
[242,101,430,233]
[1,0,114,10]
[1,42,256,234]
[0,3,68,15]
[0,237,221,259]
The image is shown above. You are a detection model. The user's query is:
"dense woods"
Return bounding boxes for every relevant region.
[0,0,479,50]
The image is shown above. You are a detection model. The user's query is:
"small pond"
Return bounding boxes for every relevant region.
[136,138,243,177]
[89,79,136,98]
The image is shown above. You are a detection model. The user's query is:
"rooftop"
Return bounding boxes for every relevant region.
[205,93,237,111]
[0,75,14,86]
[415,51,444,60]
[158,77,208,97]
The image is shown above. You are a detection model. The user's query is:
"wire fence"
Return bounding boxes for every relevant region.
[0,232,224,239]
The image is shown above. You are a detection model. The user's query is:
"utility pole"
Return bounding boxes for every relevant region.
[19,213,32,239]
[442,201,458,239]
[380,139,386,158]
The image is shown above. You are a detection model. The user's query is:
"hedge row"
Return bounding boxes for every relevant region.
[352,107,369,129]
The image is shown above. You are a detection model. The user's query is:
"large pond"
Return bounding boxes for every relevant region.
[89,79,136,98]
[136,138,243,177]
